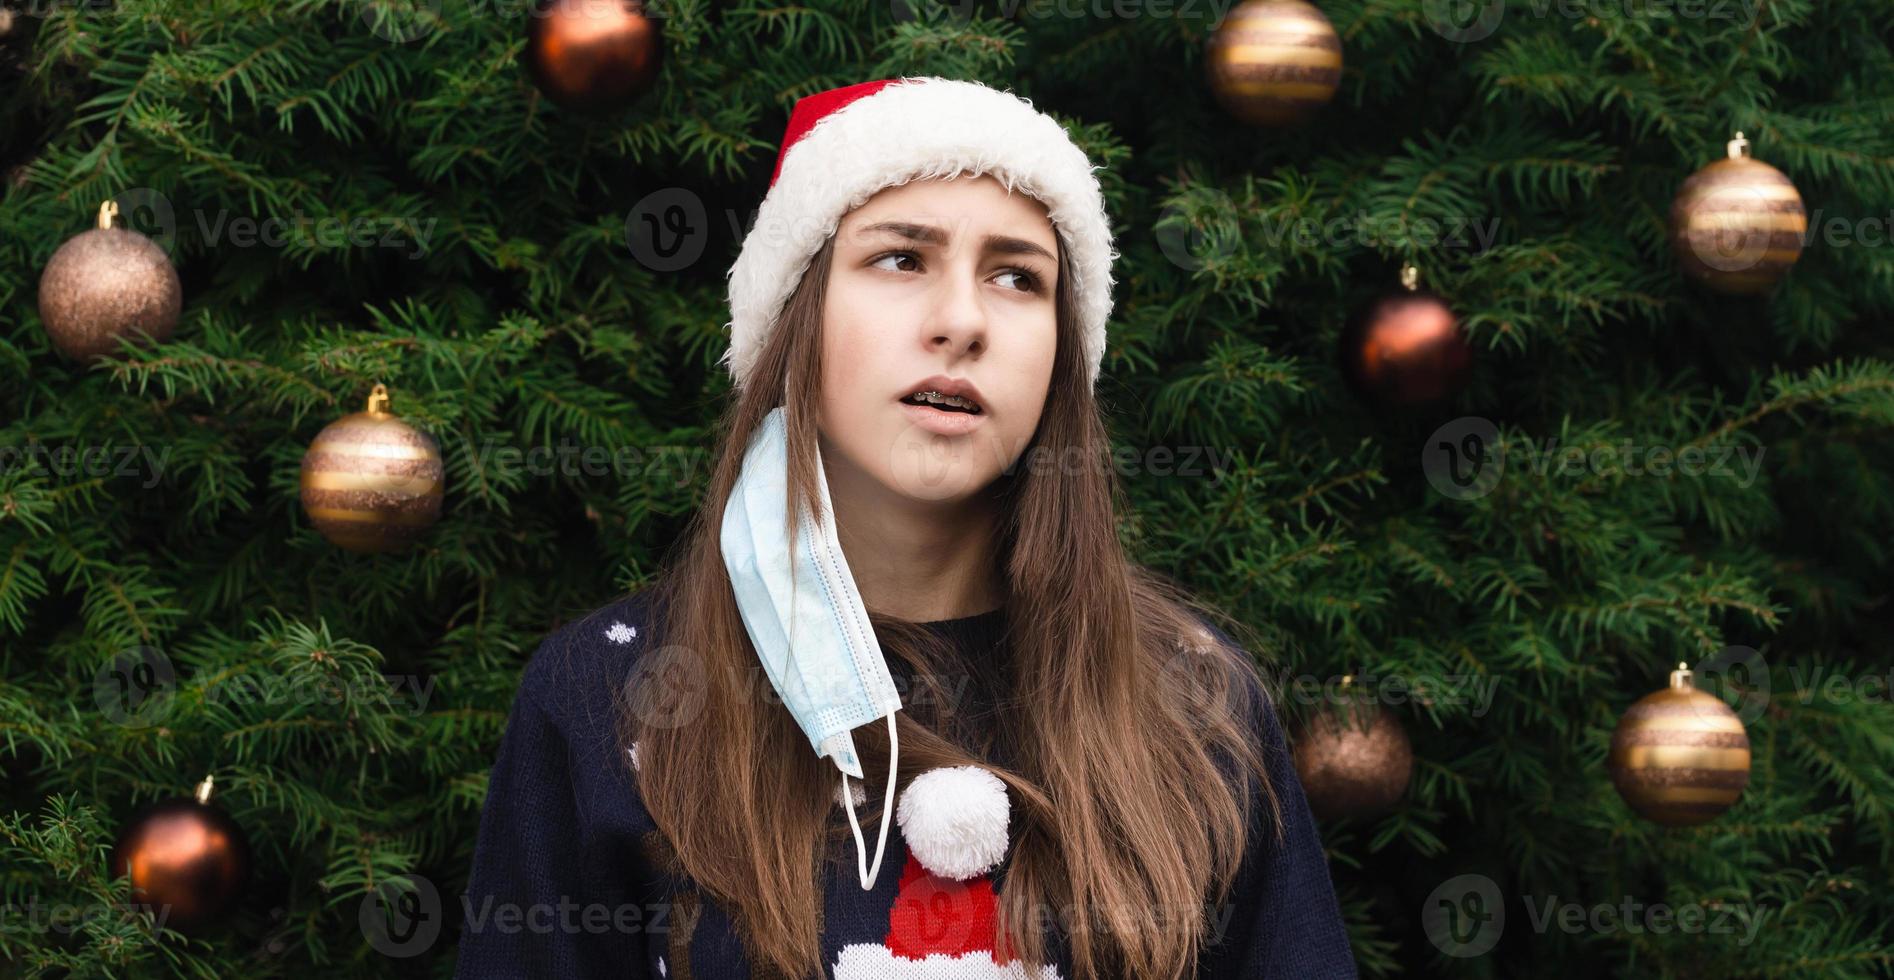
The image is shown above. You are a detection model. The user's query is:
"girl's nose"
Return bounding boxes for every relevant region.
[923,269,988,361]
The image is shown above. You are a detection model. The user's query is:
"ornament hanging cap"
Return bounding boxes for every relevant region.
[194,774,215,805]
[366,383,391,414]
[1400,263,1420,291]
[1670,661,1694,691]
[1331,671,1379,729]
[1726,132,1749,159]
[98,201,119,230]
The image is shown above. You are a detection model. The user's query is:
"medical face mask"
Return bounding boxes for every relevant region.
[718,405,903,890]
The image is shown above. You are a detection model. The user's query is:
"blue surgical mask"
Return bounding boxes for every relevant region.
[718,405,902,890]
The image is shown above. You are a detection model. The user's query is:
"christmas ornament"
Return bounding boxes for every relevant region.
[37,200,182,363]
[1607,662,1751,827]
[524,0,663,112]
[1291,685,1412,819]
[1339,263,1472,407]
[1669,132,1806,295]
[299,384,444,553]
[109,775,252,934]
[1205,0,1343,127]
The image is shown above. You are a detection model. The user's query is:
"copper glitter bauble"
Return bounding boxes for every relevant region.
[1340,264,1472,407]
[524,0,663,112]
[1292,700,1413,820]
[37,201,181,363]
[1206,0,1343,127]
[1607,663,1751,827]
[299,384,444,553]
[1668,132,1806,295]
[109,776,251,934]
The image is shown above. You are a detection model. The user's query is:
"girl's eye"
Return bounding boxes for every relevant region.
[994,268,1043,294]
[871,251,922,274]
[871,251,1044,295]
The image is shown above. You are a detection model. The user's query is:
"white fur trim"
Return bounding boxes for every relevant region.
[897,765,1011,881]
[833,945,1061,979]
[723,76,1116,391]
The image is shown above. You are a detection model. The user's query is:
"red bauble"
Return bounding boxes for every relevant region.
[1339,272,1471,407]
[109,778,252,934]
[524,0,663,112]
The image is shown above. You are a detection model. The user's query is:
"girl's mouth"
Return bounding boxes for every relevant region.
[899,390,983,414]
[899,396,988,436]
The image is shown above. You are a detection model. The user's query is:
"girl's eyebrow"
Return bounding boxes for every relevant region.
[856,220,1056,264]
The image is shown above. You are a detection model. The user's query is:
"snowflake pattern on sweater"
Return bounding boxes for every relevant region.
[454,590,1358,979]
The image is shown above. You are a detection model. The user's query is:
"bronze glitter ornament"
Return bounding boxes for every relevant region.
[37,200,182,362]
[1339,264,1472,407]
[1669,132,1806,295]
[1607,662,1751,827]
[1206,0,1343,127]
[299,384,445,553]
[524,0,663,112]
[1291,685,1413,820]
[109,775,252,934]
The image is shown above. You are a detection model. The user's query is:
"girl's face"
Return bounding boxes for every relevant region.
[817,174,1060,505]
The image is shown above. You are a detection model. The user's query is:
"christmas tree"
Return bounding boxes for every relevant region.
[4,0,1893,976]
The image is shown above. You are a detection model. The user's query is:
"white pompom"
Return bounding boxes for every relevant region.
[896,765,1010,880]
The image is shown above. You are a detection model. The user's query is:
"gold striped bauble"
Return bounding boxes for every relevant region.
[1607,663,1751,827]
[298,384,444,553]
[1668,132,1807,295]
[1206,0,1343,127]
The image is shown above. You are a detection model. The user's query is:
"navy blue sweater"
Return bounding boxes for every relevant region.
[455,591,1357,978]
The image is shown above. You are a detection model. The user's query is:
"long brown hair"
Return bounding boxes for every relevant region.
[621,227,1282,979]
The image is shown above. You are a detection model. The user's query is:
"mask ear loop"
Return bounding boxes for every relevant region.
[841,712,899,890]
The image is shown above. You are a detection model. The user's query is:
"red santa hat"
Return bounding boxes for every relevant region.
[721,76,1118,393]
[832,765,1062,979]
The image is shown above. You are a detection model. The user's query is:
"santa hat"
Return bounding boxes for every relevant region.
[833,766,1061,979]
[721,76,1118,393]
